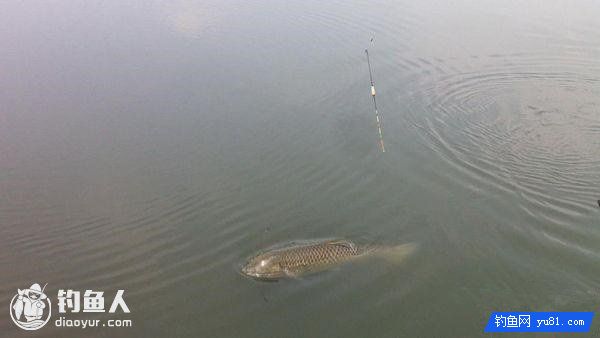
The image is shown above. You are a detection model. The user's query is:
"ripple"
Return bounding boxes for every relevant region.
[408,56,600,222]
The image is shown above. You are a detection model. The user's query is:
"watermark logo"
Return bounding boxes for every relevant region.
[9,283,132,331]
[57,289,129,314]
[10,283,52,331]
[485,312,594,332]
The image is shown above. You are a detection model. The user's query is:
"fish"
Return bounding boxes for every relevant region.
[241,239,416,280]
[13,290,24,320]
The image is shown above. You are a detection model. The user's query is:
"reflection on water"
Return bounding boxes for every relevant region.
[1,0,599,337]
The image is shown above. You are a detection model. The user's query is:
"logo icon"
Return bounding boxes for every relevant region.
[10,283,52,330]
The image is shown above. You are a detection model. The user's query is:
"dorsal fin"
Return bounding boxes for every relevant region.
[324,239,356,250]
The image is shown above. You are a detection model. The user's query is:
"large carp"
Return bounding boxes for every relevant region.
[241,239,415,280]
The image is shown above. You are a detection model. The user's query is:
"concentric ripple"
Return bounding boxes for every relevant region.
[409,61,600,222]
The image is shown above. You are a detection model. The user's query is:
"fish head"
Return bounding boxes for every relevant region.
[241,252,284,280]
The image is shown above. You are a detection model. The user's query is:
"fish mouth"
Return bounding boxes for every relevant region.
[240,267,280,281]
[240,265,258,277]
[240,266,253,276]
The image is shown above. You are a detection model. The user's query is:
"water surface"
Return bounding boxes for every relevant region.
[1,1,599,337]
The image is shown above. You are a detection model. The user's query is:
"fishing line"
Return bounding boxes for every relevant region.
[365,48,386,153]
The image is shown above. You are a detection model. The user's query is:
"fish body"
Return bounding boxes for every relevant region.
[13,291,24,320]
[241,239,415,280]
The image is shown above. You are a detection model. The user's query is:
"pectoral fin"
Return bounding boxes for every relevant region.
[283,268,302,279]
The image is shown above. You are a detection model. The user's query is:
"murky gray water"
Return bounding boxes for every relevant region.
[1,1,599,337]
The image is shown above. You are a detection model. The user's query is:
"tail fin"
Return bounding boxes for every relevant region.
[372,243,417,264]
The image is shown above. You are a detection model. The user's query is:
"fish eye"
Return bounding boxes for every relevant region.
[260,260,266,267]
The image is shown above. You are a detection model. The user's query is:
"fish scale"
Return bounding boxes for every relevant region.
[276,241,359,272]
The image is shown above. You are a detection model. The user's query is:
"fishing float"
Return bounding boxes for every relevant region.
[365,48,386,152]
